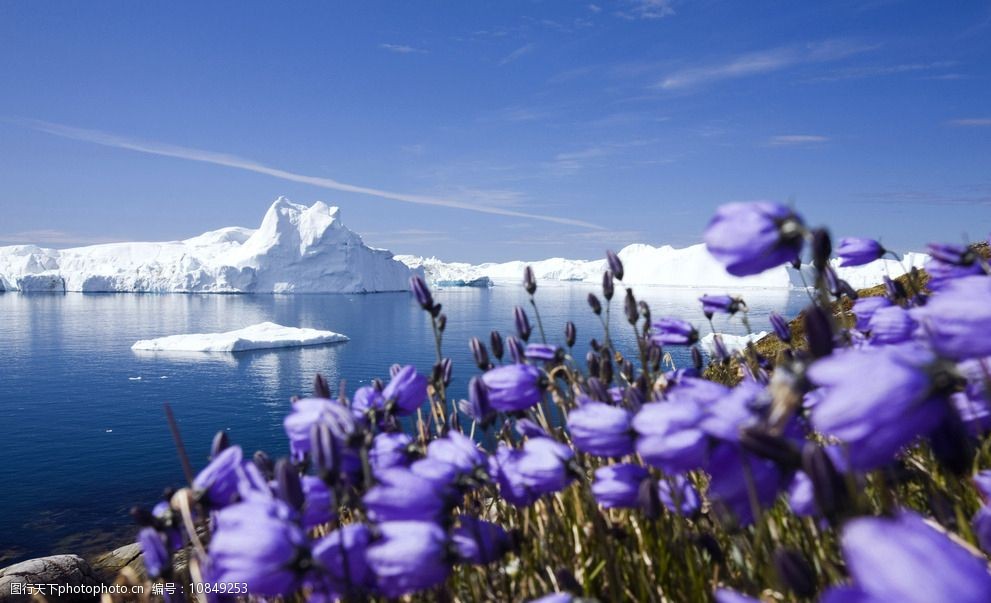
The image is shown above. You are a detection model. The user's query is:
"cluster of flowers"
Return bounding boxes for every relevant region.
[130,200,991,602]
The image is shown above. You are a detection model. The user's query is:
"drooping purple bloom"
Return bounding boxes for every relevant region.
[192,445,245,509]
[137,527,169,578]
[409,275,434,310]
[351,385,385,415]
[650,318,700,345]
[567,399,635,458]
[363,468,451,521]
[425,431,486,476]
[461,376,495,425]
[808,345,949,469]
[489,437,575,507]
[836,237,885,267]
[707,442,789,526]
[369,432,413,475]
[699,294,743,316]
[769,312,791,343]
[514,306,532,341]
[607,249,624,280]
[633,401,708,473]
[382,365,428,415]
[867,305,917,344]
[657,474,701,516]
[825,510,991,603]
[975,470,991,501]
[283,398,357,461]
[525,343,560,362]
[530,594,574,603]
[312,524,374,598]
[851,296,892,331]
[410,457,461,489]
[786,471,815,517]
[480,364,545,412]
[714,589,761,603]
[452,516,512,564]
[925,243,985,290]
[590,464,648,509]
[300,476,335,530]
[366,521,451,598]
[910,276,991,360]
[208,499,309,597]
[972,506,991,553]
[703,201,805,277]
[698,380,767,442]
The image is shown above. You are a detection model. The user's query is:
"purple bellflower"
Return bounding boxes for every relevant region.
[650,318,700,345]
[633,401,708,473]
[700,294,743,317]
[137,527,169,578]
[836,237,885,267]
[851,296,892,331]
[452,516,512,564]
[657,474,701,516]
[567,398,635,458]
[312,523,374,598]
[703,202,805,277]
[867,305,917,344]
[911,276,991,360]
[489,437,575,507]
[363,468,451,522]
[192,445,245,509]
[369,432,414,475]
[366,521,451,598]
[590,464,648,509]
[382,365,428,415]
[283,398,357,461]
[480,364,545,412]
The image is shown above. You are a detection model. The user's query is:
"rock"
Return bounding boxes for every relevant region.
[0,555,102,602]
[90,543,144,583]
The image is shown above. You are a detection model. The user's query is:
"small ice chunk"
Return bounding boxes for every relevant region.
[131,321,349,353]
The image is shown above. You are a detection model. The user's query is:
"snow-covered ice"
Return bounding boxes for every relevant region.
[700,331,769,356]
[0,197,416,293]
[131,321,349,353]
[398,245,928,291]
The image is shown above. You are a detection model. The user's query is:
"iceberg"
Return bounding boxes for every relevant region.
[131,322,349,353]
[399,244,929,291]
[0,198,416,293]
[700,331,769,356]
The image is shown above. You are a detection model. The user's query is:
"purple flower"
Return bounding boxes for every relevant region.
[481,364,545,412]
[567,398,635,458]
[808,345,948,469]
[530,594,573,603]
[851,296,892,331]
[192,445,245,509]
[910,276,991,360]
[698,380,766,442]
[312,524,374,597]
[426,431,486,476]
[715,588,761,603]
[208,499,309,596]
[366,521,451,597]
[363,468,451,521]
[382,365,428,415]
[825,510,991,603]
[411,457,461,489]
[283,398,356,461]
[650,318,700,345]
[769,312,791,343]
[591,464,648,509]
[351,385,385,415]
[369,432,413,474]
[489,437,575,507]
[975,470,991,501]
[707,442,789,526]
[836,237,885,267]
[703,201,805,277]
[300,476,335,530]
[657,474,700,516]
[525,343,560,361]
[633,401,708,473]
[514,306,532,341]
[699,294,743,316]
[972,506,991,553]
[786,471,815,517]
[867,305,917,344]
[137,527,168,578]
[452,516,512,564]
[461,376,496,425]
[925,243,985,290]
[607,249,624,280]
[409,275,434,310]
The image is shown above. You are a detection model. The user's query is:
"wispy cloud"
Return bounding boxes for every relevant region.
[810,60,957,82]
[498,43,535,66]
[616,0,675,20]
[547,139,660,174]
[861,186,991,207]
[656,40,874,90]
[0,229,126,247]
[947,118,991,127]
[17,119,603,230]
[379,43,428,54]
[767,134,830,147]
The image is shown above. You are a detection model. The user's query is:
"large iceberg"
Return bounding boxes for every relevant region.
[132,322,348,352]
[398,244,928,291]
[0,198,416,293]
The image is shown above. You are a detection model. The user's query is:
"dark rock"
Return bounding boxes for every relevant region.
[0,554,102,602]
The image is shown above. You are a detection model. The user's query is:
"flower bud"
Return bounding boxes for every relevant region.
[523,265,537,295]
[606,249,624,281]
[801,444,848,520]
[803,304,834,359]
[695,533,724,565]
[811,228,832,273]
[599,351,614,384]
[647,342,662,372]
[428,302,443,318]
[564,321,576,347]
[490,330,504,361]
[470,337,490,370]
[691,346,703,371]
[514,306,532,342]
[624,288,639,325]
[210,431,230,459]
[638,301,651,333]
[770,312,791,343]
[314,373,331,399]
[312,423,338,478]
[586,352,601,378]
[506,336,525,364]
[253,450,274,479]
[587,293,602,315]
[773,548,817,598]
[585,377,609,402]
[436,313,447,333]
[740,426,801,470]
[409,275,434,310]
[602,271,615,301]
[275,458,304,511]
[622,359,635,382]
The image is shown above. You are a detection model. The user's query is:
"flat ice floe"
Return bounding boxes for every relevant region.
[132,321,349,352]
[700,331,769,356]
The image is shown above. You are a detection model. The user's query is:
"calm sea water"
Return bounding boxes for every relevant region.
[0,285,809,564]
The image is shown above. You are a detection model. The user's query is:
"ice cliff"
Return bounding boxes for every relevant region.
[0,198,416,293]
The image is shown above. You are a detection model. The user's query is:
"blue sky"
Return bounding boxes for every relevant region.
[0,1,989,262]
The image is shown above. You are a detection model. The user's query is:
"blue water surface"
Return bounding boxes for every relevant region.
[0,284,809,563]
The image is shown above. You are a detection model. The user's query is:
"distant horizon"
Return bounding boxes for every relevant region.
[1,2,989,262]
